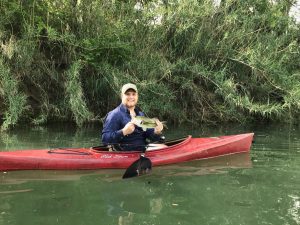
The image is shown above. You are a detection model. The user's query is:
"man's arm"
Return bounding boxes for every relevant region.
[101,112,124,144]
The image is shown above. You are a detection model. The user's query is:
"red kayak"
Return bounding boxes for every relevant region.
[0,133,254,171]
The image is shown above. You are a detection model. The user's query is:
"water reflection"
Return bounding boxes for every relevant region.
[101,177,166,225]
[0,170,122,185]
[0,153,251,185]
[288,195,300,224]
[107,195,163,225]
[155,153,252,177]
[117,198,163,225]
[99,153,252,225]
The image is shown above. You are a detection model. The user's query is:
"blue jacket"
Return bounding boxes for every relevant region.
[101,104,161,151]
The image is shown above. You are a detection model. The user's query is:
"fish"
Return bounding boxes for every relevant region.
[131,116,166,131]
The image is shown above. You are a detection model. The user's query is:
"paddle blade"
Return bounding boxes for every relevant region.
[122,156,152,179]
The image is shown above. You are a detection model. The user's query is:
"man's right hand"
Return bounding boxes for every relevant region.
[122,122,135,136]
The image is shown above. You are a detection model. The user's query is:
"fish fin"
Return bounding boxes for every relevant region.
[162,121,168,129]
[142,127,147,131]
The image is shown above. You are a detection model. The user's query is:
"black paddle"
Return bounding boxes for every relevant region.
[122,153,152,179]
[122,136,166,179]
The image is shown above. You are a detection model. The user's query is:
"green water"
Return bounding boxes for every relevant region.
[0,123,299,225]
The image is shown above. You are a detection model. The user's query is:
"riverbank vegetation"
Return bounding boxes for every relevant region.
[0,0,300,130]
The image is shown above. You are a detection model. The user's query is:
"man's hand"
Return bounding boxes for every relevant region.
[154,119,164,135]
[122,122,135,136]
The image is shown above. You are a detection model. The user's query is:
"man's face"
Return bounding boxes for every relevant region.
[122,90,138,109]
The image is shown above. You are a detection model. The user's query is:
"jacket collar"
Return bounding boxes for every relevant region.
[119,104,140,115]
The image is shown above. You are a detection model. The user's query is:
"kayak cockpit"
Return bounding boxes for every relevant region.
[91,136,190,152]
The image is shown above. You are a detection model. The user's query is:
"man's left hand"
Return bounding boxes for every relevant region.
[154,119,163,135]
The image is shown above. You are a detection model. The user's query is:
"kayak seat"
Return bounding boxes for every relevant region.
[159,136,189,146]
[91,144,126,152]
[90,145,112,152]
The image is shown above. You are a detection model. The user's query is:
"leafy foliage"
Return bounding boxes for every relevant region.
[0,0,300,130]
[65,61,93,126]
[0,58,27,130]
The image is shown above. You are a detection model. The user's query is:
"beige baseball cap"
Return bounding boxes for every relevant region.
[121,83,138,94]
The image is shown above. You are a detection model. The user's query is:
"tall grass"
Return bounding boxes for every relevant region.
[0,58,27,131]
[65,61,93,126]
[0,0,299,130]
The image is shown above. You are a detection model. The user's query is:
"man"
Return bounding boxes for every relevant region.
[102,83,164,151]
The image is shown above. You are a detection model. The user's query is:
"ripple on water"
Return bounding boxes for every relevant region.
[288,195,300,225]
